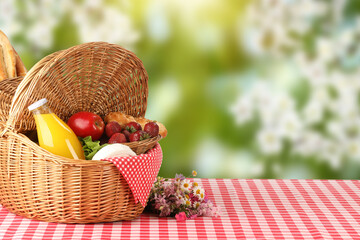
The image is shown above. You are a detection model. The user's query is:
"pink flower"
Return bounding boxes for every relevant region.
[187,214,198,220]
[175,212,187,222]
[160,205,171,217]
[175,174,185,183]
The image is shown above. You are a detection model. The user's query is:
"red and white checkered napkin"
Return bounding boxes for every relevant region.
[100,143,163,207]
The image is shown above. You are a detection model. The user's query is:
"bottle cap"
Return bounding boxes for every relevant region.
[28,98,48,111]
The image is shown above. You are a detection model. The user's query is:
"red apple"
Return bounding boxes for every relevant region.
[67,112,105,140]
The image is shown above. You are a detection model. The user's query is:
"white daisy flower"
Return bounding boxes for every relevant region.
[180,179,191,192]
[198,191,205,201]
[193,201,201,209]
[193,186,205,198]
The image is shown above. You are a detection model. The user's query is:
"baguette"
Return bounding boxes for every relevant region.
[0,30,16,79]
[0,46,8,80]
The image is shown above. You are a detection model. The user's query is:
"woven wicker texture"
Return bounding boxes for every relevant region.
[0,42,151,223]
[123,135,161,155]
[0,51,62,133]
[0,77,23,126]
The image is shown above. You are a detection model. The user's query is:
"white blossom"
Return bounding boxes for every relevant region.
[73,6,139,48]
[26,21,54,50]
[195,138,264,178]
[319,140,344,169]
[233,0,360,170]
[293,131,324,157]
[277,112,302,141]
[345,139,360,159]
[316,38,336,64]
[230,95,254,125]
[302,100,323,125]
[257,128,283,154]
[327,121,347,142]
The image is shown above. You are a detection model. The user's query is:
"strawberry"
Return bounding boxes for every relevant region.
[129,130,151,142]
[129,131,141,142]
[105,122,122,138]
[122,129,131,141]
[108,133,127,144]
[139,130,151,140]
[125,122,142,133]
[144,122,159,138]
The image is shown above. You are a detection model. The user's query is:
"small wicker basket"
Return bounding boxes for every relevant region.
[0,42,160,223]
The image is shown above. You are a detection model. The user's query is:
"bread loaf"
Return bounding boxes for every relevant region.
[0,30,27,81]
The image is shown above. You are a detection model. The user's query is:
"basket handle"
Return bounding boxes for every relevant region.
[0,51,62,137]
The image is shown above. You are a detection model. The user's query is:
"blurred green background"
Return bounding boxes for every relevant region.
[2,0,360,179]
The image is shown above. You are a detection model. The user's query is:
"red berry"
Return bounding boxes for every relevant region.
[144,122,159,138]
[108,133,127,144]
[105,121,122,138]
[129,131,141,142]
[122,129,131,141]
[125,122,142,133]
[139,130,151,140]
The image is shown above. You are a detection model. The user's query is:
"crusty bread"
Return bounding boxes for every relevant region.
[0,30,16,79]
[105,112,168,138]
[135,117,151,129]
[0,46,8,80]
[104,112,135,128]
[156,121,168,138]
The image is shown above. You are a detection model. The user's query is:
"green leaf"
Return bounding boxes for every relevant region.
[79,136,109,160]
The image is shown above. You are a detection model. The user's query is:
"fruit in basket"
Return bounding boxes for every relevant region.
[105,121,122,137]
[129,130,151,142]
[129,131,141,142]
[108,133,127,144]
[144,122,159,138]
[140,130,151,140]
[125,122,142,133]
[67,112,105,140]
[122,129,131,141]
[105,112,168,138]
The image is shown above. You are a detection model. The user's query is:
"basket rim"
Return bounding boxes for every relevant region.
[8,131,111,167]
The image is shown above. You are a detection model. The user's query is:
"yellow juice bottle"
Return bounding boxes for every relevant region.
[28,99,85,159]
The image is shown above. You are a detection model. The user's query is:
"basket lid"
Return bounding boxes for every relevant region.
[2,42,149,135]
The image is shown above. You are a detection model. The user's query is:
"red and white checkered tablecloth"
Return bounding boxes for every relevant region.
[1,179,360,239]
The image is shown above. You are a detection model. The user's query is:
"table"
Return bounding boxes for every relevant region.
[0,179,360,239]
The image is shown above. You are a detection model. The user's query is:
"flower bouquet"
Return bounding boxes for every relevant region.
[146,171,221,221]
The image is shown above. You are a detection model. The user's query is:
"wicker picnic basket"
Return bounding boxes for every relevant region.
[0,42,158,223]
